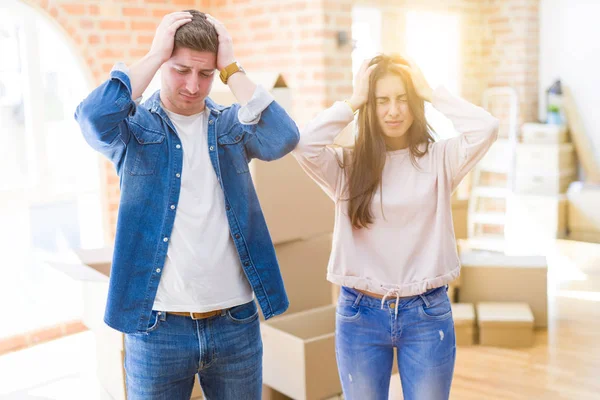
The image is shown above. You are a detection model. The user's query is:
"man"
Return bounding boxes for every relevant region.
[75,10,298,399]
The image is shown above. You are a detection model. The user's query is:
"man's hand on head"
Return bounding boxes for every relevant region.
[205,14,236,71]
[150,12,193,64]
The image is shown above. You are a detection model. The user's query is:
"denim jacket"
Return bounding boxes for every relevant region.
[75,67,299,333]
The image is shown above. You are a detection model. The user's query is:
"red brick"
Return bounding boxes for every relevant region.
[80,19,95,30]
[244,7,265,17]
[0,335,28,355]
[137,35,155,45]
[152,8,177,18]
[106,34,132,44]
[100,20,127,30]
[131,21,157,31]
[28,325,63,345]
[173,0,197,5]
[129,48,149,58]
[249,18,271,30]
[123,7,148,17]
[48,6,58,18]
[61,4,85,16]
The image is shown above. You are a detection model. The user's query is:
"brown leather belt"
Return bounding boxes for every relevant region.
[167,310,222,320]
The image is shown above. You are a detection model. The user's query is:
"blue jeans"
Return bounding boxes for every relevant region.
[124,300,262,400]
[335,286,456,400]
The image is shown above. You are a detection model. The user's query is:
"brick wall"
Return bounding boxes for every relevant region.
[212,0,354,125]
[481,0,540,126]
[22,0,538,241]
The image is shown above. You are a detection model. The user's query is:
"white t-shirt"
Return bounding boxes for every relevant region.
[152,106,253,312]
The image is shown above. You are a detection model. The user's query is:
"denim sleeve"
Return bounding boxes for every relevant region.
[74,63,136,171]
[242,99,300,161]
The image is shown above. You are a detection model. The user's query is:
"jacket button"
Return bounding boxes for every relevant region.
[234,234,240,239]
[235,136,241,141]
[226,205,230,210]
[244,261,250,266]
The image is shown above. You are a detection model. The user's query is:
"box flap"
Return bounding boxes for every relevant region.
[43,247,113,282]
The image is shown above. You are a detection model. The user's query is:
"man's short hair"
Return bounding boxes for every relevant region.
[174,10,219,54]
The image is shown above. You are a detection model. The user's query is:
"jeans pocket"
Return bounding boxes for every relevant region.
[336,303,361,321]
[419,297,452,321]
[146,311,162,332]
[226,300,259,324]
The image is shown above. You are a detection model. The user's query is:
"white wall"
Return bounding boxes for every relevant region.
[540,0,600,160]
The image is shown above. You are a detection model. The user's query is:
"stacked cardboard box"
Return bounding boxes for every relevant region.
[515,124,576,195]
[452,303,476,346]
[567,182,600,243]
[458,250,547,329]
[506,123,576,254]
[477,302,535,347]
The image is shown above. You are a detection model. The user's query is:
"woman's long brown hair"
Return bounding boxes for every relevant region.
[340,54,436,229]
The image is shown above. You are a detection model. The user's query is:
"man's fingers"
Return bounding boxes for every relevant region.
[169,18,192,32]
[165,12,193,23]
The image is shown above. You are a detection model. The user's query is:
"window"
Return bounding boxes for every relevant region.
[405,11,461,139]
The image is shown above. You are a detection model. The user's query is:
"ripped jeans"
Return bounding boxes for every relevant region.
[335,286,456,400]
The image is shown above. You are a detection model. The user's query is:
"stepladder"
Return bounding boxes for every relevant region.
[466,87,519,252]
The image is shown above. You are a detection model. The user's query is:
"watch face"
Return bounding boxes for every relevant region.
[236,62,245,73]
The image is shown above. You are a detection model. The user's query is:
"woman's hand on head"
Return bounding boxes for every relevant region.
[347,59,377,111]
[396,59,433,103]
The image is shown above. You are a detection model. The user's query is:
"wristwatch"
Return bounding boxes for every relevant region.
[219,61,245,84]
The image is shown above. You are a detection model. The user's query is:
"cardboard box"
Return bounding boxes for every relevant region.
[516,143,575,173]
[261,305,341,400]
[459,251,547,328]
[452,198,469,240]
[251,155,335,245]
[506,194,567,237]
[550,239,600,274]
[262,304,399,400]
[476,302,534,347]
[478,139,511,173]
[210,72,292,113]
[271,234,333,317]
[568,231,600,243]
[47,248,203,400]
[563,87,600,183]
[515,168,576,195]
[505,194,568,255]
[452,303,476,345]
[567,182,600,233]
[521,123,568,144]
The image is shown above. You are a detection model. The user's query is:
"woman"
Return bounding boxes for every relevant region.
[293,55,499,399]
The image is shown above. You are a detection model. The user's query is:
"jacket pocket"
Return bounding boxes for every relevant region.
[217,128,250,174]
[126,123,165,176]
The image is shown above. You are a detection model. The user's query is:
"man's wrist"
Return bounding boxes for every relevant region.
[220,60,245,84]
